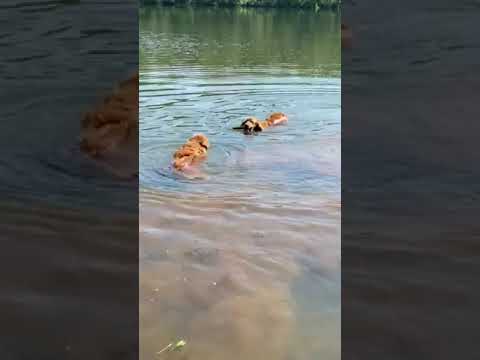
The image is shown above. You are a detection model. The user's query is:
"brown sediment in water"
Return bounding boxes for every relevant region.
[186,288,294,360]
[140,251,296,360]
[140,193,340,359]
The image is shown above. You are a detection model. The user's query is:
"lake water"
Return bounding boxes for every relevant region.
[140,6,341,360]
[342,1,480,358]
[0,1,138,358]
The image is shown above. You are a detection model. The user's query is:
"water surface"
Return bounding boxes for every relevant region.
[0,1,138,357]
[140,6,341,360]
[342,1,480,358]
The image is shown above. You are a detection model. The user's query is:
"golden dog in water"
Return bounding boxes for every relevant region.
[80,72,138,158]
[233,112,288,135]
[172,134,209,172]
[79,72,138,178]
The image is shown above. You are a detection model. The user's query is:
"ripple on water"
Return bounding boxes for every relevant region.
[140,68,340,198]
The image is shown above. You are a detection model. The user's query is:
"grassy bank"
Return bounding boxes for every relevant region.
[140,0,340,11]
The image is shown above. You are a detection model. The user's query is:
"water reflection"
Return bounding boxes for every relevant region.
[140,6,340,74]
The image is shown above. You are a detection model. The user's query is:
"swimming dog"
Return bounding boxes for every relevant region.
[172,134,210,172]
[79,72,139,178]
[233,112,288,135]
[80,72,138,158]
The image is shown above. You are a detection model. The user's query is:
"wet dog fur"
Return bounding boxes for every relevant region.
[233,112,288,135]
[172,134,210,172]
[80,72,139,158]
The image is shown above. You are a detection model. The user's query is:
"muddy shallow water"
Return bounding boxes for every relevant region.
[140,7,341,360]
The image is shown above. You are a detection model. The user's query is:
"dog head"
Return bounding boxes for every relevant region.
[189,134,210,150]
[233,117,262,135]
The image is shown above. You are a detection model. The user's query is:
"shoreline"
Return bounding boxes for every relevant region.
[140,0,340,11]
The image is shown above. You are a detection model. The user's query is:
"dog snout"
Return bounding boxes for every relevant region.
[243,127,254,135]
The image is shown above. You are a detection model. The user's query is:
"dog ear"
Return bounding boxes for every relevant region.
[254,123,263,132]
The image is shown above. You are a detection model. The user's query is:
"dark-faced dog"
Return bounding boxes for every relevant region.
[233,112,288,135]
